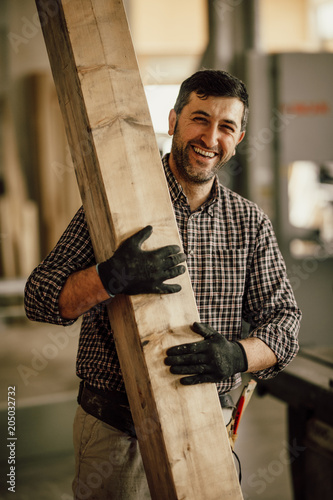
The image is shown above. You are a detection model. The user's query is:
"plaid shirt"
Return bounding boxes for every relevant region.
[24,154,301,394]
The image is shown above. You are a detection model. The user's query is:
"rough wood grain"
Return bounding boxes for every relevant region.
[35,1,243,498]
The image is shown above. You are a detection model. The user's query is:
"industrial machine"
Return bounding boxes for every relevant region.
[245,52,333,500]
[245,51,333,346]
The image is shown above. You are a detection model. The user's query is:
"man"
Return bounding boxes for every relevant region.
[24,69,301,499]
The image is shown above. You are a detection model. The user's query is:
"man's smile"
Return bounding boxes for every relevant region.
[192,146,217,158]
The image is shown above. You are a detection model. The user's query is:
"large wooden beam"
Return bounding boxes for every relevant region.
[35,1,243,498]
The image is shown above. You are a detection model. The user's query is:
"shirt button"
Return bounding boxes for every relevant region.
[188,249,194,256]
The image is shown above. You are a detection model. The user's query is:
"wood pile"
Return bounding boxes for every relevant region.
[0,73,81,279]
[0,98,39,278]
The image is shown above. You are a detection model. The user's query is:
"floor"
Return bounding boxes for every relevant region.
[235,389,293,500]
[0,315,293,500]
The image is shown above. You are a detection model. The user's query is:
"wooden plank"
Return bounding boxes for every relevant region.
[257,353,333,427]
[35,1,243,498]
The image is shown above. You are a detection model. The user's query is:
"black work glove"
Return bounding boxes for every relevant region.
[165,322,248,385]
[97,225,186,296]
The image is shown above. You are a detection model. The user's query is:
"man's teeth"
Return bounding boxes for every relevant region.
[193,146,215,158]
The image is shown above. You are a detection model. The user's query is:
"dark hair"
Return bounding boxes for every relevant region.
[174,69,249,131]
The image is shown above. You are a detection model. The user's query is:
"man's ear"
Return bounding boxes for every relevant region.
[168,109,177,136]
[238,131,245,145]
[232,130,245,156]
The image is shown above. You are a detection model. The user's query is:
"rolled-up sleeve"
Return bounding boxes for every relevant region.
[243,215,301,379]
[24,207,95,326]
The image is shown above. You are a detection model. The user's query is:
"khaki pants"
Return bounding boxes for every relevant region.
[72,402,232,499]
[72,406,151,500]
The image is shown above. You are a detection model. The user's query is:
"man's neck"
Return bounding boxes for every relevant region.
[181,181,214,212]
[168,156,215,212]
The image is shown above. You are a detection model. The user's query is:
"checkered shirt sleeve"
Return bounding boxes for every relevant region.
[24,206,94,326]
[24,207,127,392]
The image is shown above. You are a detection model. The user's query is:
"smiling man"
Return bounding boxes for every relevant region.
[168,82,246,209]
[163,70,300,387]
[24,69,301,499]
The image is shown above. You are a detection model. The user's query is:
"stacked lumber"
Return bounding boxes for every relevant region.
[0,73,81,279]
[26,73,81,258]
[0,98,39,278]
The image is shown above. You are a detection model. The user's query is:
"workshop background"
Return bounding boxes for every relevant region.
[0,0,332,499]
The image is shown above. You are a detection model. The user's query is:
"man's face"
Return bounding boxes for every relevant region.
[168,92,245,185]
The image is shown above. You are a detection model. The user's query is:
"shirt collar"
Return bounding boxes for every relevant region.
[162,153,220,215]
[162,154,187,204]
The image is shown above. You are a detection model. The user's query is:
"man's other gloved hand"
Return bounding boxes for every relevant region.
[97,225,186,296]
[165,322,248,385]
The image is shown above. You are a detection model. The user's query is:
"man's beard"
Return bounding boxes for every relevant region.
[170,125,228,185]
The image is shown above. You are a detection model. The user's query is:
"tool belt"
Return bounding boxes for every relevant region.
[78,380,234,439]
[78,381,136,437]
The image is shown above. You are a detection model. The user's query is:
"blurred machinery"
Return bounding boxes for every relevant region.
[246,52,333,500]
[245,51,333,347]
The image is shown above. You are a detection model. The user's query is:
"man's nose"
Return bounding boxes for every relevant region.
[201,124,219,149]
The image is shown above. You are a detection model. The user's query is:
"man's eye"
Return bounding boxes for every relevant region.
[193,116,207,123]
[221,125,235,133]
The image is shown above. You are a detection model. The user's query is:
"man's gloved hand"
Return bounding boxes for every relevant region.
[97,225,186,296]
[165,322,248,384]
